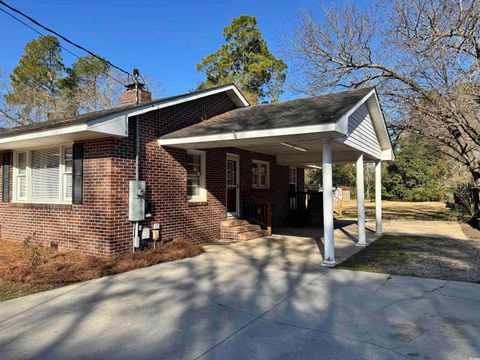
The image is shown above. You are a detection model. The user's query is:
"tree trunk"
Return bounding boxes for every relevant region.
[473,172,480,217]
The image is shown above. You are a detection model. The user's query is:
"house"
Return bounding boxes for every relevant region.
[0,84,393,264]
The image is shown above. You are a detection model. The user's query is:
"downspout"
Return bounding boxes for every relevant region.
[133,70,140,252]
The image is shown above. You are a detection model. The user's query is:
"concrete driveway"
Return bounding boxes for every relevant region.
[0,222,479,359]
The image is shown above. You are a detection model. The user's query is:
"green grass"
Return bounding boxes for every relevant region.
[336,235,480,283]
[0,279,56,302]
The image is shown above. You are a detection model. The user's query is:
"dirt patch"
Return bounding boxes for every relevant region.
[336,235,480,283]
[338,201,451,221]
[0,239,204,300]
[460,222,480,241]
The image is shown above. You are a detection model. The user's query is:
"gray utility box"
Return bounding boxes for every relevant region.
[129,180,146,222]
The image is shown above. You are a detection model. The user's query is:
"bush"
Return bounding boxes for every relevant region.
[450,183,479,222]
[382,137,448,202]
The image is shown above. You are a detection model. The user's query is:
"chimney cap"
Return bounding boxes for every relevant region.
[125,82,145,90]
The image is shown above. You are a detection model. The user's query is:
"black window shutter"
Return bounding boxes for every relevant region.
[72,143,84,204]
[2,152,10,202]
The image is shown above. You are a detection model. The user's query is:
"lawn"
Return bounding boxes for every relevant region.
[0,239,204,301]
[336,234,480,283]
[338,200,451,221]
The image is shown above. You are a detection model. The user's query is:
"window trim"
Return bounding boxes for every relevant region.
[252,159,270,189]
[186,149,207,203]
[62,146,73,203]
[14,151,27,201]
[12,143,73,204]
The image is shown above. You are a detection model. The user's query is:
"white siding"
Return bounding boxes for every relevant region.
[343,103,382,159]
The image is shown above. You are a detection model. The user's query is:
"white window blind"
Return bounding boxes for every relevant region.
[31,148,60,202]
[14,146,73,203]
[17,152,27,199]
[63,147,73,200]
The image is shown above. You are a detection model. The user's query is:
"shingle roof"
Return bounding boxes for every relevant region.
[160,87,374,140]
[0,84,241,139]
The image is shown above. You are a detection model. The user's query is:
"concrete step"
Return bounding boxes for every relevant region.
[220,219,249,227]
[221,224,261,234]
[238,230,269,241]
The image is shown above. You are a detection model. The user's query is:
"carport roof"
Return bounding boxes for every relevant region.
[160,87,374,140]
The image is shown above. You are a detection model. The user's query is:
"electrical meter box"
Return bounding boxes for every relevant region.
[129,180,146,221]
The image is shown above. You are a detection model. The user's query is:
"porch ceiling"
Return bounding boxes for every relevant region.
[236,137,379,166]
[163,131,377,166]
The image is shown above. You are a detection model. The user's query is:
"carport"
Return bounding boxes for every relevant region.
[158,87,394,266]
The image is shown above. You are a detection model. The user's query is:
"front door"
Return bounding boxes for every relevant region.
[226,154,240,217]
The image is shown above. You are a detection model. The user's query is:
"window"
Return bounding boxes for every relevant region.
[63,147,73,201]
[186,149,206,202]
[252,160,270,189]
[16,152,27,200]
[289,167,297,192]
[14,145,73,203]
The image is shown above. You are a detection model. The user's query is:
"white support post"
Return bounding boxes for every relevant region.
[356,153,367,246]
[321,140,336,266]
[375,160,382,235]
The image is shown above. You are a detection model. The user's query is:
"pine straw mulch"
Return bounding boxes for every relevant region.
[0,239,204,301]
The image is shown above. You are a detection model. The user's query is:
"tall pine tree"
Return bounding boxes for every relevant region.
[4,35,64,124]
[197,15,287,104]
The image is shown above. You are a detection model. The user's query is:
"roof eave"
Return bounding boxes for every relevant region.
[0,113,129,150]
[0,84,249,149]
[158,122,341,149]
[127,83,249,118]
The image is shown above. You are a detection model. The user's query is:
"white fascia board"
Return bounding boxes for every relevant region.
[336,87,393,156]
[335,89,376,135]
[382,148,395,161]
[158,123,338,146]
[129,84,249,118]
[0,115,129,148]
[369,90,392,151]
[0,124,89,146]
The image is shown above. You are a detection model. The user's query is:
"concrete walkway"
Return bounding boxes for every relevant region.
[0,220,478,359]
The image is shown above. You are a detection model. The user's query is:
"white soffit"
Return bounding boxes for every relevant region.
[0,114,128,150]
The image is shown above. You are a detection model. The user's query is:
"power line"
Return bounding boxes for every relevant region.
[0,7,126,87]
[0,0,131,81]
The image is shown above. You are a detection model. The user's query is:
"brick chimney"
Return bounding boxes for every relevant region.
[120,83,152,105]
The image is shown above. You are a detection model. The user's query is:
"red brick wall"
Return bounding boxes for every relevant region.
[0,93,237,256]
[0,91,304,256]
[0,139,115,257]
[107,92,239,252]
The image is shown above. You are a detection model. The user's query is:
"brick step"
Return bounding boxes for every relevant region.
[221,224,261,234]
[220,219,249,227]
[238,230,269,241]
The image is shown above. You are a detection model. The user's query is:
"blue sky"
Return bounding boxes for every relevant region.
[0,0,325,101]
